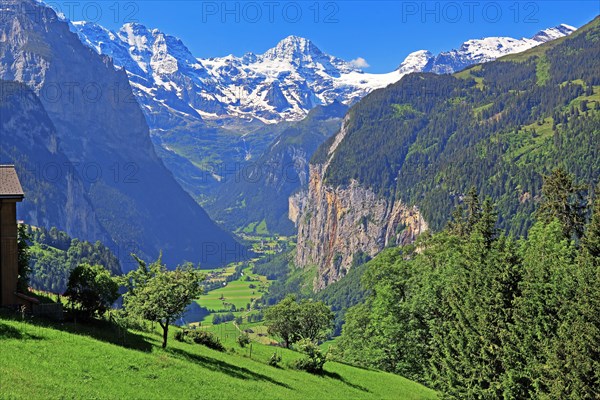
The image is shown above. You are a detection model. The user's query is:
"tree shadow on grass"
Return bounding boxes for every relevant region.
[0,321,44,340]
[55,318,154,352]
[320,370,370,393]
[168,347,293,390]
[0,311,152,352]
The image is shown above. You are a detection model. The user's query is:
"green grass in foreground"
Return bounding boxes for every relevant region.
[0,314,438,400]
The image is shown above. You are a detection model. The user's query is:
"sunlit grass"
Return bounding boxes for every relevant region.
[0,315,438,400]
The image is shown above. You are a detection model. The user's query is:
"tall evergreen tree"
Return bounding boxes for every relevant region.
[537,168,587,239]
[429,200,518,398]
[546,193,600,398]
[581,188,600,259]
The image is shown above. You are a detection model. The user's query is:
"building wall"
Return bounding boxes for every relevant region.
[0,200,19,305]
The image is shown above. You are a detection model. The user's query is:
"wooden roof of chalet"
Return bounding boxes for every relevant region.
[0,165,24,199]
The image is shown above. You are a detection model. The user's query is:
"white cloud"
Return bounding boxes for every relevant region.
[349,57,370,69]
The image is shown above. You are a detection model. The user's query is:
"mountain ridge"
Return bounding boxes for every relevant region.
[70,19,576,125]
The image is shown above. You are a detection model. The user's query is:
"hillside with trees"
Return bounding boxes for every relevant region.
[312,16,600,235]
[25,225,122,294]
[337,170,600,398]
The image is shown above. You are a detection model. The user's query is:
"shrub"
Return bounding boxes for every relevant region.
[269,352,282,367]
[293,339,327,373]
[237,333,251,348]
[111,310,153,333]
[325,344,342,362]
[174,330,185,342]
[175,329,225,352]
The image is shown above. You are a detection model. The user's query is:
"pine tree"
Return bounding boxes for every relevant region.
[430,201,519,398]
[537,168,587,239]
[581,189,600,259]
[448,204,468,237]
[465,187,482,230]
[476,198,499,248]
[546,194,600,398]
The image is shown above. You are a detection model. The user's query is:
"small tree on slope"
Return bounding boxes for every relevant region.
[121,254,205,348]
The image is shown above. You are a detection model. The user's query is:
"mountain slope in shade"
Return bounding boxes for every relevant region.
[0,0,239,269]
[209,102,349,235]
[0,81,112,247]
[70,20,576,126]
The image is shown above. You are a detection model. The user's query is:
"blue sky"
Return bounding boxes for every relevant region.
[48,1,599,73]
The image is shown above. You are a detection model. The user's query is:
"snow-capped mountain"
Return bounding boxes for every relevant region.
[413,24,577,74]
[70,21,576,125]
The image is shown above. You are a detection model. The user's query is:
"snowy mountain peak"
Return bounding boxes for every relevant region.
[558,23,578,31]
[263,35,322,61]
[397,50,434,74]
[278,34,314,47]
[121,22,151,33]
[532,24,577,42]
[409,24,577,75]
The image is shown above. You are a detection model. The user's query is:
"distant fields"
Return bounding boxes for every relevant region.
[197,266,271,313]
[198,279,265,311]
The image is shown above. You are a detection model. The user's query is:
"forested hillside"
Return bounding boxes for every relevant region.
[24,225,121,294]
[312,16,600,235]
[337,170,600,398]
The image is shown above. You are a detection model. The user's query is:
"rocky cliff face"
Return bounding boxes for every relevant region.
[290,120,428,290]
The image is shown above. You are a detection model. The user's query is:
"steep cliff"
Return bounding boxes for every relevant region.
[290,118,428,290]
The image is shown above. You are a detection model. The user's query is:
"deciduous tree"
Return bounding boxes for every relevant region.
[64,263,119,318]
[121,255,205,348]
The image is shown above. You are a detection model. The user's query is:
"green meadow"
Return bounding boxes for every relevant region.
[0,314,438,400]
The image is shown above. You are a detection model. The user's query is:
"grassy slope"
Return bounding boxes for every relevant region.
[0,316,437,399]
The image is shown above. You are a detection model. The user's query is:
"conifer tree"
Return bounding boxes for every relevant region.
[537,168,587,239]
[546,193,600,398]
